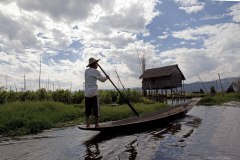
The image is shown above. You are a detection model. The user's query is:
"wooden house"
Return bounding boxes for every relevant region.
[139,64,186,101]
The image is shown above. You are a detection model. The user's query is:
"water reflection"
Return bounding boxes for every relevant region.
[152,116,202,160]
[123,139,138,160]
[84,142,102,160]
[83,115,202,160]
[83,132,139,160]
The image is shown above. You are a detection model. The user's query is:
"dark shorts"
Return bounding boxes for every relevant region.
[85,96,99,117]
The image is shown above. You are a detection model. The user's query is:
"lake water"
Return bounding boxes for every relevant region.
[1,102,240,160]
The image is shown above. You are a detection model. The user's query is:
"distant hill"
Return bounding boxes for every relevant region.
[132,76,240,93]
[184,77,240,93]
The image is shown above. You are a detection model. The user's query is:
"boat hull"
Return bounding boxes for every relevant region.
[78,98,201,132]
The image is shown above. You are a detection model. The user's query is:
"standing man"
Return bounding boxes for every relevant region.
[84,57,109,128]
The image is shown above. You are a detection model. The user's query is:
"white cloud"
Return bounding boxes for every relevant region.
[158,32,169,39]
[0,0,238,91]
[16,0,97,22]
[0,0,160,90]
[229,3,240,22]
[174,23,240,56]
[174,0,205,14]
[159,23,240,82]
[200,14,227,20]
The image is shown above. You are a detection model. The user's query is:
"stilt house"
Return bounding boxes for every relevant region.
[139,64,186,101]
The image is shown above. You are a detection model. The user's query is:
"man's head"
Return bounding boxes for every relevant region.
[87,57,100,69]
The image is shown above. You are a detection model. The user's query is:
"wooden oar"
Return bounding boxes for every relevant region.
[98,64,139,117]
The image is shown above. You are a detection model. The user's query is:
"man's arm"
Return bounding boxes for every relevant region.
[95,70,109,82]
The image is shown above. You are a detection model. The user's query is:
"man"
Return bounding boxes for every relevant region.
[84,57,109,128]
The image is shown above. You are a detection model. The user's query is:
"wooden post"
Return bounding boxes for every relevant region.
[14,82,17,92]
[39,54,42,89]
[215,80,218,92]
[183,80,185,102]
[24,74,26,92]
[198,75,207,93]
[6,76,8,91]
[218,73,225,96]
[47,76,50,91]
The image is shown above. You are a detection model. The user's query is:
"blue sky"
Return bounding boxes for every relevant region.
[0,0,239,91]
[145,1,234,52]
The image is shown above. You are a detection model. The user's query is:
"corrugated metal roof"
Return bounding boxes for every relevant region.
[139,64,186,80]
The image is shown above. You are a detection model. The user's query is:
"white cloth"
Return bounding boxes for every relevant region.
[84,68,107,97]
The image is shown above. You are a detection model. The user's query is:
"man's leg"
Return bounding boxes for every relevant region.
[85,97,92,128]
[95,116,99,128]
[86,116,90,128]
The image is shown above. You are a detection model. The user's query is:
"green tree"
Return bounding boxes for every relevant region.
[210,86,216,94]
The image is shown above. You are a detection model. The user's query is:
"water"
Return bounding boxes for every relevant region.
[1,103,240,160]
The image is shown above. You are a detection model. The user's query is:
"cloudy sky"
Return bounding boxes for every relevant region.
[0,0,240,91]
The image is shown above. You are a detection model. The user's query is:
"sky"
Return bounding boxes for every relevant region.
[0,0,240,91]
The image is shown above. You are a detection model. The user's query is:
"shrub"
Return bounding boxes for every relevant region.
[99,90,112,104]
[142,97,155,104]
[19,91,37,101]
[0,91,7,104]
[116,89,143,104]
[6,91,20,103]
[72,90,84,104]
[36,88,52,101]
[199,96,218,105]
[27,119,52,133]
[52,89,72,104]
[4,118,26,130]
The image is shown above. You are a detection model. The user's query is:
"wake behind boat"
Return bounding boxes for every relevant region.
[78,98,201,132]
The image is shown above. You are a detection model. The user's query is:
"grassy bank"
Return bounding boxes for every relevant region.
[0,101,82,136]
[0,101,169,136]
[199,93,240,105]
[99,103,169,122]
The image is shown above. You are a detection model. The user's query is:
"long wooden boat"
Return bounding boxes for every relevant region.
[78,98,201,132]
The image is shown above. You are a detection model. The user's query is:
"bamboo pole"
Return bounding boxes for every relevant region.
[24,74,26,92]
[39,54,42,89]
[6,76,8,91]
[14,82,17,92]
[198,75,207,93]
[218,73,225,96]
